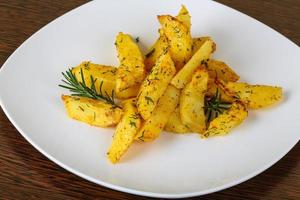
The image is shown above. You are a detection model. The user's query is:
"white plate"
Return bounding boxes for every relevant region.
[0,0,299,198]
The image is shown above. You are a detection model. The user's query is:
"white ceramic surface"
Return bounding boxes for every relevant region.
[0,0,299,198]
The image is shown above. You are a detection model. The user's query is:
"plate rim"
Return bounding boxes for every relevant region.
[0,0,299,198]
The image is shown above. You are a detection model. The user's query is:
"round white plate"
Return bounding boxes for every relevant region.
[0,0,299,198]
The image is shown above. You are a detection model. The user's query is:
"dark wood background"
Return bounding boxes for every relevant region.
[0,0,299,199]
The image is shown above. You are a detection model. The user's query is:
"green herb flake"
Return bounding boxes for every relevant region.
[83,62,90,70]
[138,131,145,141]
[145,96,154,105]
[129,120,137,128]
[78,106,85,112]
[135,37,139,43]
[93,112,96,121]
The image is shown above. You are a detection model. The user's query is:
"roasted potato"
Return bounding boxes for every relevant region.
[180,68,209,133]
[135,85,180,141]
[144,30,169,71]
[144,6,191,71]
[107,99,142,163]
[115,32,146,98]
[72,61,117,97]
[61,95,122,127]
[176,5,191,30]
[164,106,191,133]
[137,51,176,120]
[203,102,248,137]
[158,15,193,70]
[217,80,283,109]
[171,39,215,89]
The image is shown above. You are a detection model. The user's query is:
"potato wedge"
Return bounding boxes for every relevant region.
[203,102,248,137]
[217,80,283,109]
[61,95,122,127]
[180,68,208,133]
[107,99,142,163]
[144,30,169,71]
[72,61,117,97]
[137,52,176,120]
[144,5,191,71]
[158,15,193,70]
[164,106,191,133]
[171,39,215,89]
[115,32,146,98]
[176,5,191,30]
[135,85,180,141]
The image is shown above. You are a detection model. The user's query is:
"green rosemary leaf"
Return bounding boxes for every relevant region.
[80,68,86,87]
[99,81,104,96]
[59,68,120,108]
[218,103,231,109]
[204,88,232,124]
[90,75,96,92]
[58,84,74,90]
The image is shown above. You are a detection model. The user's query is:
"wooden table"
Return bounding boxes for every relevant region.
[0,1,299,199]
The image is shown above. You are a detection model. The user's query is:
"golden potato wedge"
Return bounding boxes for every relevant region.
[137,52,176,120]
[180,68,208,133]
[191,37,213,55]
[171,39,215,89]
[176,5,191,30]
[72,61,117,97]
[158,15,193,70]
[107,99,142,164]
[144,6,191,71]
[135,85,180,141]
[115,32,146,98]
[144,30,169,71]
[203,102,248,137]
[61,95,122,127]
[164,106,191,133]
[217,80,283,109]
[207,60,239,82]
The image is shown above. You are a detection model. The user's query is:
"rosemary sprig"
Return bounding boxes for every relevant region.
[59,68,120,108]
[204,89,231,124]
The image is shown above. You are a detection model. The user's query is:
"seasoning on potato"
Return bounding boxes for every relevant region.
[61,95,122,127]
[137,51,176,120]
[180,67,209,133]
[59,5,283,163]
[107,99,142,163]
[115,32,146,99]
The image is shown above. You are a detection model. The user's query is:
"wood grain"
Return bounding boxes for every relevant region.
[0,0,299,199]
